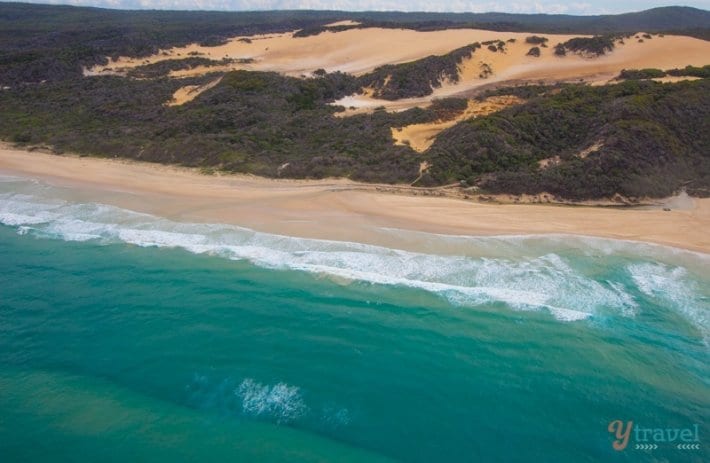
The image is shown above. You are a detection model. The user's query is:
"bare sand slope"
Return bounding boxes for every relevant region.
[323,20,362,27]
[2,146,708,254]
[167,76,223,106]
[89,28,710,82]
[333,32,710,112]
[86,27,710,113]
[392,96,524,152]
[91,28,575,77]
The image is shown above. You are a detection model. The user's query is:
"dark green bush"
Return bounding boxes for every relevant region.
[525,35,548,44]
[526,47,541,57]
[557,36,615,56]
[667,65,710,78]
[618,68,666,79]
[357,43,480,100]
[426,79,710,199]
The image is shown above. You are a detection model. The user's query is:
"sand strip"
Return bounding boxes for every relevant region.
[1,145,708,254]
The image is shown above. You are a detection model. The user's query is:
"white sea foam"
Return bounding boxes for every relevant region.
[2,186,708,328]
[377,227,710,267]
[236,378,307,424]
[185,374,354,427]
[628,262,709,343]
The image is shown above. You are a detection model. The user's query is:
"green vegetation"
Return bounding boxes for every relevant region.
[0,3,352,86]
[525,36,549,45]
[3,71,708,199]
[1,70,477,183]
[293,24,359,37]
[1,3,709,200]
[667,65,710,78]
[427,98,469,119]
[475,84,565,101]
[618,65,710,80]
[482,40,507,52]
[357,43,481,100]
[526,47,541,57]
[425,80,710,198]
[2,3,709,87]
[555,36,616,56]
[126,58,245,79]
[554,44,567,56]
[618,68,666,79]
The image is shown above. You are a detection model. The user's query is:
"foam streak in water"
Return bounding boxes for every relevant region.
[2,181,707,332]
[236,379,307,424]
[629,262,709,343]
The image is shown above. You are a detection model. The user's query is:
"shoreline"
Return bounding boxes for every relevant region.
[1,144,709,254]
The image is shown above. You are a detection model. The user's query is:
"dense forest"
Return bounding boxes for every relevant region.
[1,70,432,182]
[426,79,710,198]
[2,69,709,198]
[1,3,709,200]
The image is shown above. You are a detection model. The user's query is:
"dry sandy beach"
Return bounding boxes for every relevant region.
[1,144,708,254]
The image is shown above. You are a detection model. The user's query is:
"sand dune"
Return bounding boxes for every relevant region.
[333,32,710,112]
[87,27,710,113]
[89,28,710,81]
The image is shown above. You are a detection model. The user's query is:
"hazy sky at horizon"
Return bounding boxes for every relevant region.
[10,0,710,15]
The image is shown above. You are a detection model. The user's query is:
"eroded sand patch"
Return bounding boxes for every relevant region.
[166,76,223,106]
[392,96,525,152]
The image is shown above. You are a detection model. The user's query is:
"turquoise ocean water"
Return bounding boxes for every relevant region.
[0,175,708,462]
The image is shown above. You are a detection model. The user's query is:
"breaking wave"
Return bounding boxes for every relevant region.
[629,262,709,343]
[1,178,708,332]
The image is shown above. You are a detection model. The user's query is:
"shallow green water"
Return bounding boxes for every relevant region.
[0,177,708,462]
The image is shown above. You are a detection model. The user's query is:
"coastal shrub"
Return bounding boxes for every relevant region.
[667,65,710,78]
[482,40,506,52]
[198,36,229,47]
[126,58,236,78]
[525,35,548,44]
[293,24,359,37]
[11,132,31,143]
[526,47,541,57]
[476,83,561,100]
[618,65,710,80]
[2,72,708,199]
[426,79,710,199]
[358,43,480,100]
[618,68,666,79]
[2,3,709,86]
[0,70,426,183]
[428,98,468,119]
[558,36,615,56]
